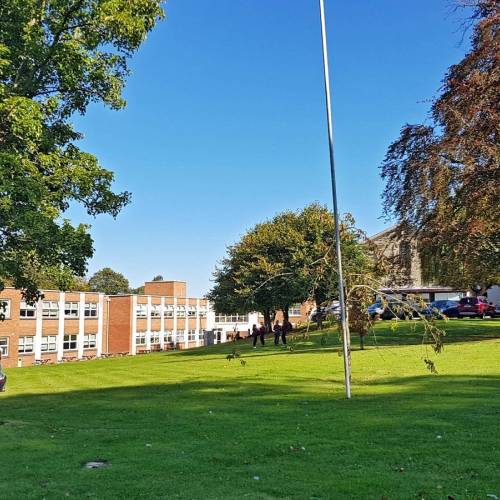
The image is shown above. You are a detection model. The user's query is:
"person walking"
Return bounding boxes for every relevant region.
[281,320,292,346]
[273,321,282,346]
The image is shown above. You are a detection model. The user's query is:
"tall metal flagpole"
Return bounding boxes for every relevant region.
[318,0,351,399]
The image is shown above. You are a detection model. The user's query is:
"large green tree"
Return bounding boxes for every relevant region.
[0,0,164,301]
[88,267,129,295]
[208,204,372,332]
[381,0,499,290]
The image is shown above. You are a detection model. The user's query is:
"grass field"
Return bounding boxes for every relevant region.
[1,319,499,499]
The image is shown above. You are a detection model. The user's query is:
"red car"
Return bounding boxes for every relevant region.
[458,297,495,318]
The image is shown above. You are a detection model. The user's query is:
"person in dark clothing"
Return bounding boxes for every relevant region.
[273,321,282,345]
[281,320,292,346]
[252,324,265,347]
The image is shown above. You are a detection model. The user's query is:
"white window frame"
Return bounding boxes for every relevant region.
[289,304,302,317]
[18,336,34,354]
[20,301,36,319]
[176,306,186,318]
[0,337,9,357]
[64,302,79,318]
[188,306,197,318]
[199,308,207,318]
[151,305,161,318]
[176,330,185,342]
[41,335,57,352]
[151,332,160,344]
[63,334,78,351]
[164,305,174,318]
[83,333,97,349]
[84,303,99,318]
[136,304,147,318]
[188,329,196,341]
[164,330,173,342]
[42,301,59,319]
[135,332,147,345]
[0,299,11,320]
[214,313,249,323]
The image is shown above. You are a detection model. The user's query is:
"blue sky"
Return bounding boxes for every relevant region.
[71,0,472,296]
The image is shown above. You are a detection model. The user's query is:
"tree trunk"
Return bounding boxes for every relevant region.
[282,305,289,323]
[263,308,273,333]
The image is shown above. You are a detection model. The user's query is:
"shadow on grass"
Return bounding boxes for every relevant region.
[0,372,499,499]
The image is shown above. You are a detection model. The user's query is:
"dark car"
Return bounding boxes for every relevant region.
[380,300,421,320]
[458,296,495,318]
[421,300,459,319]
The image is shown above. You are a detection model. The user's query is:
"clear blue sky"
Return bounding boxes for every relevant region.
[71,0,471,296]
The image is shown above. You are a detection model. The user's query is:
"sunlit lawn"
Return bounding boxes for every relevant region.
[1,320,499,499]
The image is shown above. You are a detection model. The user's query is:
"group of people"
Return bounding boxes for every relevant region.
[251,320,292,348]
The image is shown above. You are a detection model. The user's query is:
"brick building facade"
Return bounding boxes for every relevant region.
[0,280,210,369]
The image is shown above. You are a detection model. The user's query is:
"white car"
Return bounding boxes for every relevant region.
[309,301,340,322]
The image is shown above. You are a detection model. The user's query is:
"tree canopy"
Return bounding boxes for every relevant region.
[88,267,129,295]
[208,204,372,331]
[0,0,164,301]
[380,0,499,289]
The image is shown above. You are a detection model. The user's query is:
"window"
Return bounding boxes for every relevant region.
[151,332,160,344]
[41,336,57,352]
[289,304,302,317]
[136,304,147,318]
[83,334,97,349]
[151,305,161,318]
[20,301,36,318]
[84,303,98,318]
[198,329,205,340]
[188,306,197,318]
[42,301,59,318]
[199,308,207,318]
[135,332,146,345]
[0,337,9,357]
[176,330,185,342]
[18,336,34,354]
[214,314,249,323]
[164,305,174,318]
[176,306,186,318]
[164,330,173,342]
[188,329,196,341]
[0,299,11,320]
[63,334,77,351]
[64,302,79,318]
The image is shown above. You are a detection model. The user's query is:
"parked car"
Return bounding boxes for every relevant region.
[457,296,495,318]
[493,303,500,318]
[309,301,340,322]
[421,300,459,319]
[367,301,384,319]
[380,299,421,320]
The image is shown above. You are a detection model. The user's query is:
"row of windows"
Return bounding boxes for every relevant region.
[135,304,207,318]
[1,334,97,356]
[135,330,204,345]
[1,299,99,319]
[214,314,249,323]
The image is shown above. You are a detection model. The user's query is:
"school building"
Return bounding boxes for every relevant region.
[0,280,211,369]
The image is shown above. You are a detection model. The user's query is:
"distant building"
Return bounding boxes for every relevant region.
[0,280,210,369]
[367,226,466,302]
[0,288,106,369]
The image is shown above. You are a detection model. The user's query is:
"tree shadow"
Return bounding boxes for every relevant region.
[0,372,499,499]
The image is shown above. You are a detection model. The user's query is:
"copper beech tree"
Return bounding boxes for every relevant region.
[381,0,500,291]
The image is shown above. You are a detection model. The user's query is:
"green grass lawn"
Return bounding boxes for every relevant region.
[1,319,499,499]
